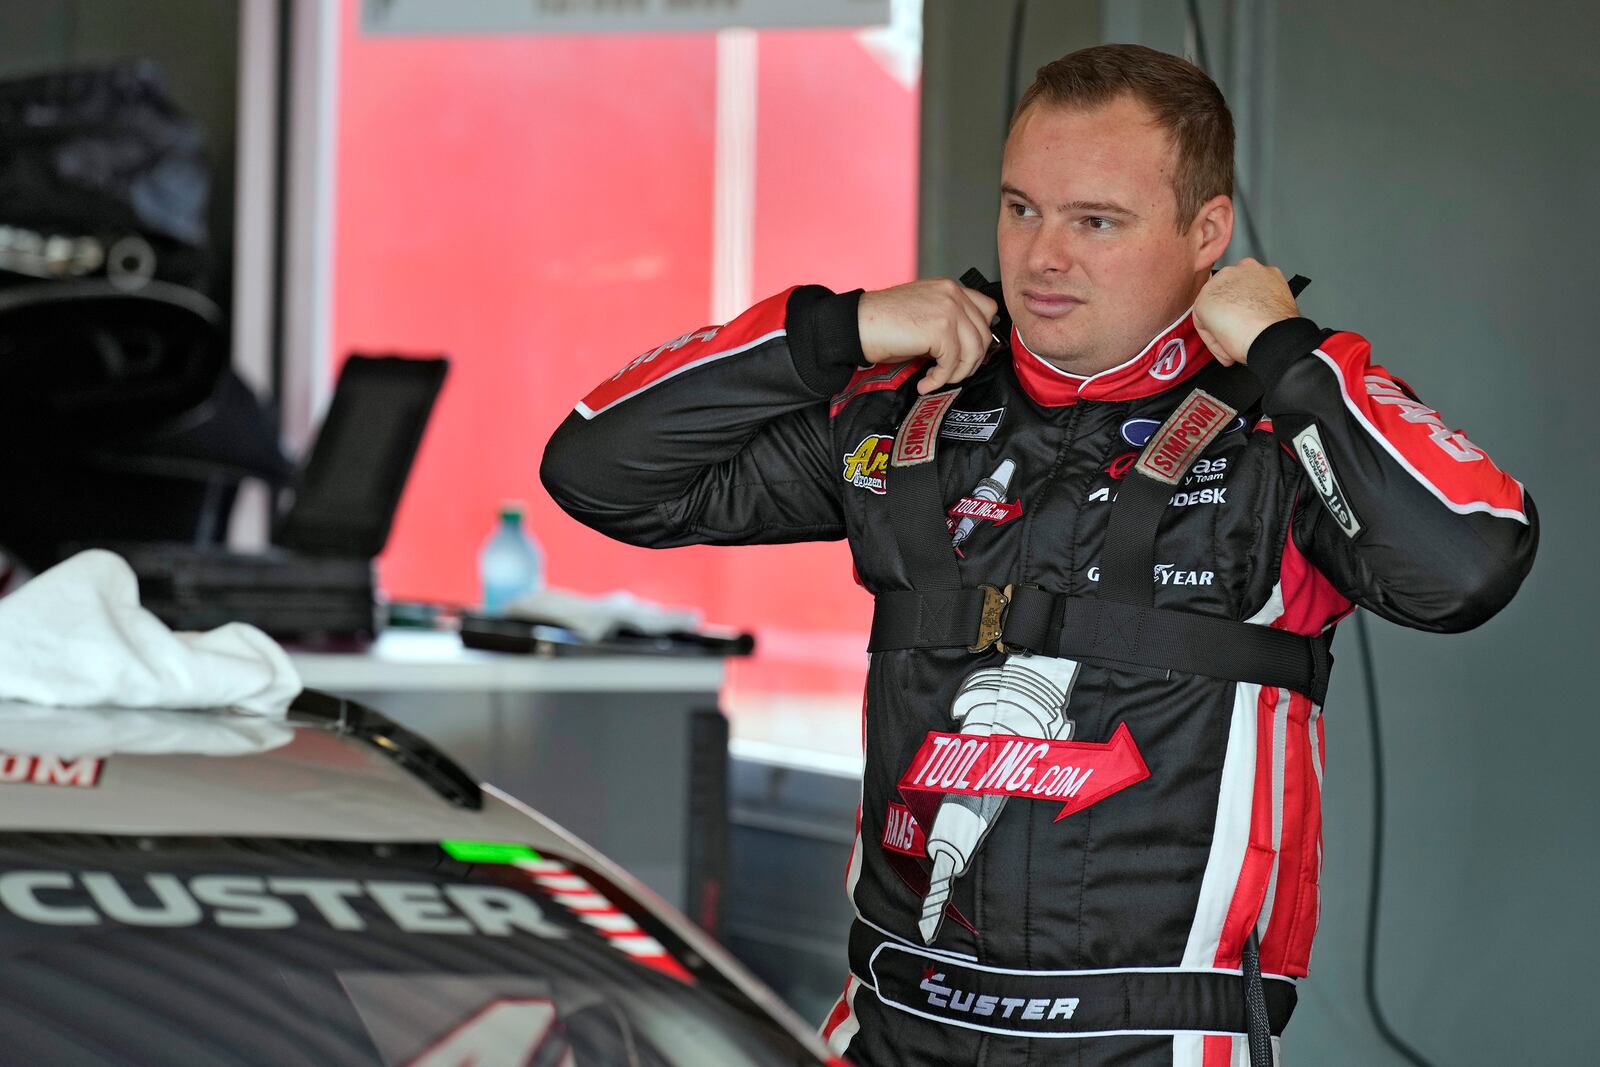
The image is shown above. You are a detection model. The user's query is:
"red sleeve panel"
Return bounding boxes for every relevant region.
[1247,316,1537,633]
[544,285,863,549]
[576,286,798,419]
[1309,331,1528,523]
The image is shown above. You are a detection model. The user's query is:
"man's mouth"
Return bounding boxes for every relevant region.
[1021,291,1085,318]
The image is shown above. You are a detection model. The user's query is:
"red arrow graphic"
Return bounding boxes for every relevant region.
[946,497,1025,527]
[896,722,1151,824]
[1046,723,1151,821]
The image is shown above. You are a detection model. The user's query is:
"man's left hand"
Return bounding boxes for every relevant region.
[1192,258,1300,366]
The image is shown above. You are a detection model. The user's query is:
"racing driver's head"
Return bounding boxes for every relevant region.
[998,44,1237,375]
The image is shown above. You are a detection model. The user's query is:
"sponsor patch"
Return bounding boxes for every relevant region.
[1134,389,1236,485]
[1121,413,1245,448]
[1169,487,1227,507]
[947,497,1024,527]
[0,753,102,788]
[842,435,893,495]
[892,389,960,467]
[1184,456,1228,484]
[940,406,1005,442]
[1086,486,1227,506]
[1294,423,1362,537]
[1086,565,1215,586]
[897,723,1149,825]
[947,458,1022,554]
[1090,456,1231,504]
[1104,451,1138,481]
[1148,337,1187,381]
[1363,374,1488,461]
[882,802,927,858]
[869,942,1087,1037]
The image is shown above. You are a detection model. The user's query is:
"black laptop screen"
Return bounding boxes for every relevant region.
[274,355,448,558]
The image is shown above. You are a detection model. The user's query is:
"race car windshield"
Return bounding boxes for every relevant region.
[0,834,827,1067]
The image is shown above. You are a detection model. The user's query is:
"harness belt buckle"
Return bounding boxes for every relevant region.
[969,583,1012,654]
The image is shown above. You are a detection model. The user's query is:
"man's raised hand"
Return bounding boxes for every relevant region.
[857,279,1000,395]
[1192,258,1301,367]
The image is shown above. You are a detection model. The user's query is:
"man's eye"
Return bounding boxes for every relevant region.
[1007,202,1038,219]
[1085,217,1115,231]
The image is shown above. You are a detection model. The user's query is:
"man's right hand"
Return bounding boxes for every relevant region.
[857,279,1000,395]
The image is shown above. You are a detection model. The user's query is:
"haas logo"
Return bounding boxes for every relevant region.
[1148,337,1187,381]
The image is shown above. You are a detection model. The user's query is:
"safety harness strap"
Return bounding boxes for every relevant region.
[869,586,1332,704]
[1095,274,1309,605]
[880,267,1012,595]
[885,388,965,592]
[1096,363,1259,604]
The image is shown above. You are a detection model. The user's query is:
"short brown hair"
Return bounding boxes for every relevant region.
[1011,43,1234,231]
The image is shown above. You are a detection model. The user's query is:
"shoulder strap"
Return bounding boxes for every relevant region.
[1096,275,1309,605]
[879,268,1011,594]
[886,387,965,591]
[1094,362,1261,604]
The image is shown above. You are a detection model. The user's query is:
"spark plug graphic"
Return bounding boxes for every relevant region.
[918,654,1081,944]
[950,459,1017,550]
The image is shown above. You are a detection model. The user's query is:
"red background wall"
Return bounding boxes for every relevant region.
[331,4,919,701]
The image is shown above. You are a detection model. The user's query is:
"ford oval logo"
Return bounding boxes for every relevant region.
[1120,417,1162,447]
[1121,414,1246,447]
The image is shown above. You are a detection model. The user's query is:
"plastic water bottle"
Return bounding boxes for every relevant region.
[478,501,544,615]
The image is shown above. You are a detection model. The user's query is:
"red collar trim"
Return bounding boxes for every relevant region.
[1010,307,1214,406]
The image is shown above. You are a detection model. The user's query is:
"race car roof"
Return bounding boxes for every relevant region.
[0,694,554,845]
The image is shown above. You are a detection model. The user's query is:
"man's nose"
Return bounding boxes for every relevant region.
[1027,221,1076,275]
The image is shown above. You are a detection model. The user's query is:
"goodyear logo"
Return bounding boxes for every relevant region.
[843,435,893,495]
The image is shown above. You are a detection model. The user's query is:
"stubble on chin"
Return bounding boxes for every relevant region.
[1017,315,1106,375]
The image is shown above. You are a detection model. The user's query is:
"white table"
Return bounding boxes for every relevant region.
[289,630,730,920]
[292,630,726,693]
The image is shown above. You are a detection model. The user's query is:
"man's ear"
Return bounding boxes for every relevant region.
[1191,194,1235,269]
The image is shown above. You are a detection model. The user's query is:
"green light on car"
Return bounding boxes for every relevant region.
[440,840,542,865]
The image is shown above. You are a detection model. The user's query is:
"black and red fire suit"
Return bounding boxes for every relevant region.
[540,283,1536,1067]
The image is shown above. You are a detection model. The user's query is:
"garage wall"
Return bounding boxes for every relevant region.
[1238,3,1596,1063]
[918,1,1598,1062]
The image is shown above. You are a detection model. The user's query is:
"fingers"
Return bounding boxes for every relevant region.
[915,282,994,394]
[958,290,999,346]
[918,322,985,392]
[962,287,1000,335]
[861,278,1001,392]
[1193,322,1237,366]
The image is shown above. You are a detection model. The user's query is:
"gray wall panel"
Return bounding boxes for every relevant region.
[1259,3,1597,1062]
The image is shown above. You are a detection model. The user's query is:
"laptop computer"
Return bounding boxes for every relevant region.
[120,354,448,640]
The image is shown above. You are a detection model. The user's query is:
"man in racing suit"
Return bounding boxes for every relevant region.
[541,45,1536,1067]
